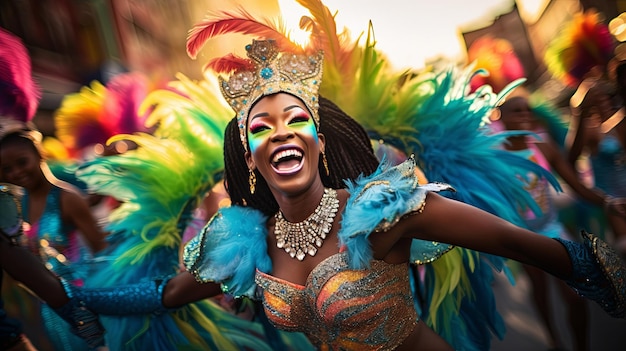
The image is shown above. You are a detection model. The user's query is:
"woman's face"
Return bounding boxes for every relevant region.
[499,96,534,131]
[0,139,44,189]
[245,93,324,195]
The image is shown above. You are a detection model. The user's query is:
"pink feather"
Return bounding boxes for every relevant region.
[0,28,40,122]
[102,72,151,135]
[467,36,525,93]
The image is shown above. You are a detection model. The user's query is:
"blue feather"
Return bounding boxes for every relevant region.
[183,205,271,298]
[339,157,455,269]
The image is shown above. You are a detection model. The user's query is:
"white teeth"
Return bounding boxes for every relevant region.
[272,149,302,163]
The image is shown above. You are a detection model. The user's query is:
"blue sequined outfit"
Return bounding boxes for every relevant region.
[20,186,91,351]
[590,133,626,197]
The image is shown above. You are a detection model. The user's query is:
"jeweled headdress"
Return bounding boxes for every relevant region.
[218,39,323,151]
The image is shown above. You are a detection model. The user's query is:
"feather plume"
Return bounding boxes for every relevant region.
[544,10,615,87]
[297,0,363,98]
[77,74,247,350]
[203,54,255,74]
[296,0,339,55]
[187,9,300,60]
[466,35,525,93]
[54,72,154,158]
[0,28,40,122]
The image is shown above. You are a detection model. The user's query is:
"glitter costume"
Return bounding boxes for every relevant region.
[22,186,83,261]
[19,185,92,350]
[255,252,417,350]
[589,132,626,197]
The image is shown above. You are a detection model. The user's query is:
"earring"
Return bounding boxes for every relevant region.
[322,152,330,176]
[248,169,256,194]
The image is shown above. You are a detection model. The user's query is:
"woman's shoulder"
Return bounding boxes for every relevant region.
[338,157,454,269]
[343,157,453,212]
[182,205,271,298]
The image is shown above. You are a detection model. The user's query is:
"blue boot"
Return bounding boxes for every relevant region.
[555,231,625,318]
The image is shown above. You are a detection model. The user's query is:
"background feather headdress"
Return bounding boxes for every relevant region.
[466,35,526,94]
[0,28,41,122]
[544,9,615,87]
[53,72,157,159]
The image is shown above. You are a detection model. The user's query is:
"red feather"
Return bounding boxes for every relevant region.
[186,8,301,60]
[203,54,255,74]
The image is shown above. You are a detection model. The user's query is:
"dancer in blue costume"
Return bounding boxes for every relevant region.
[545,9,626,253]
[0,122,107,351]
[0,27,107,351]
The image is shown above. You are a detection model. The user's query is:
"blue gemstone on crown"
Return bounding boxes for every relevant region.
[260,67,274,79]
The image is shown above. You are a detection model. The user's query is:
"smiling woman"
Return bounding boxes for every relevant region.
[177,39,626,350]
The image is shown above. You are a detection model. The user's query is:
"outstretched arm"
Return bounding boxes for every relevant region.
[0,236,69,308]
[0,235,106,348]
[162,271,223,308]
[400,192,573,279]
[537,138,606,206]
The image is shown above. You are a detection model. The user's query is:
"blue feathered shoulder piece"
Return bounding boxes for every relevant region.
[339,156,455,269]
[183,205,271,298]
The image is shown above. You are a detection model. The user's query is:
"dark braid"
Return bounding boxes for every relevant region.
[223,117,278,215]
[223,95,379,216]
[317,96,379,186]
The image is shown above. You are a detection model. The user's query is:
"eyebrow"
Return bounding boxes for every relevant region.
[250,104,304,120]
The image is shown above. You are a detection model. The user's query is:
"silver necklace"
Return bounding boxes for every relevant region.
[274,188,339,261]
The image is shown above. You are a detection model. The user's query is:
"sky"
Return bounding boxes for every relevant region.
[277,0,546,70]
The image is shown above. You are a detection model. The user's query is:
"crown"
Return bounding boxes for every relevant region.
[218,40,324,151]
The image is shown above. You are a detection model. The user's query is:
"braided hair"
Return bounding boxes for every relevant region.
[223,95,380,216]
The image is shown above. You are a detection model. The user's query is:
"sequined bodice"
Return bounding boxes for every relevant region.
[590,133,626,197]
[21,186,78,260]
[255,252,417,351]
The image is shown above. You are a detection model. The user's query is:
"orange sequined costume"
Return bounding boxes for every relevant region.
[256,252,416,350]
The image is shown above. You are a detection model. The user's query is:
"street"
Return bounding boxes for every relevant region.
[491,267,626,350]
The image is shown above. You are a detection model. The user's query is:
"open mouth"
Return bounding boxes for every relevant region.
[271,147,304,175]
